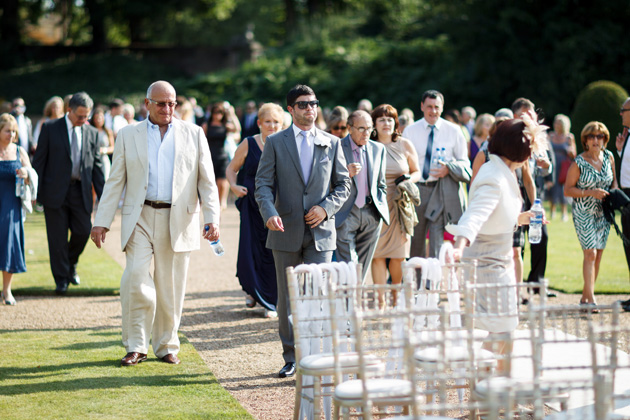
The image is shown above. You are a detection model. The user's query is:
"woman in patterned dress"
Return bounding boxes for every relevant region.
[564,121,617,308]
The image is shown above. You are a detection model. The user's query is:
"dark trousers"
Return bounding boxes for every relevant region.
[524,224,548,286]
[43,182,92,288]
[272,227,333,364]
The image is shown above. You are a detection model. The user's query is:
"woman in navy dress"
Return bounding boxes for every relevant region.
[0,114,34,305]
[226,103,284,318]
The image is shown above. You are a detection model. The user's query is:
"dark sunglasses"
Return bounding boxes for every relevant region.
[586,134,605,140]
[292,100,319,110]
[332,125,347,131]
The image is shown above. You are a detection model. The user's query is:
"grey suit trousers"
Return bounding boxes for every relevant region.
[336,204,382,283]
[410,183,445,259]
[272,227,333,364]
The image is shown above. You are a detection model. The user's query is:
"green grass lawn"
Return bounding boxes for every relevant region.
[524,205,630,294]
[14,212,122,296]
[0,329,253,420]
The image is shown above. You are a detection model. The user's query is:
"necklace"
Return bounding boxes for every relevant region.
[0,144,10,159]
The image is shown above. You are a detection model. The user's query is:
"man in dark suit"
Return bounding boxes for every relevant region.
[240,100,260,139]
[32,92,105,295]
[255,84,350,378]
[335,110,389,282]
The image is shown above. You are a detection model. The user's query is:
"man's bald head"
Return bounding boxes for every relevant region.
[147,81,176,99]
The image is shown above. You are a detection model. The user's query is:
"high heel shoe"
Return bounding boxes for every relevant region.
[579,300,599,314]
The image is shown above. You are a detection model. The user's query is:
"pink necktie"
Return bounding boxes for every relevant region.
[354,147,367,208]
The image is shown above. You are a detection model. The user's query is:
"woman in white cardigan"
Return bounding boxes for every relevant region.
[448,115,547,365]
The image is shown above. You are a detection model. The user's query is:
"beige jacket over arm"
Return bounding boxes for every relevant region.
[93,118,220,252]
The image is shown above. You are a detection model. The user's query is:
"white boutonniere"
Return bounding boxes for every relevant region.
[313,136,331,148]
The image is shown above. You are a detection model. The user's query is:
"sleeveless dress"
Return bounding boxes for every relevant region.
[571,150,614,250]
[0,151,26,273]
[235,137,277,311]
[373,140,410,259]
[206,125,230,179]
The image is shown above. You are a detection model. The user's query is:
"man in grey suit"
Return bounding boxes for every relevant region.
[403,90,471,258]
[335,110,389,282]
[255,84,351,378]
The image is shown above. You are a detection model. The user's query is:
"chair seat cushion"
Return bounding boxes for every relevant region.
[334,378,413,401]
[300,352,381,371]
[474,377,569,400]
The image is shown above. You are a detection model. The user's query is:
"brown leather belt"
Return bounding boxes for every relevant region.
[144,200,171,209]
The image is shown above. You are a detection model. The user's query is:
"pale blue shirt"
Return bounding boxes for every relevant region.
[292,124,315,159]
[65,114,82,154]
[145,117,175,202]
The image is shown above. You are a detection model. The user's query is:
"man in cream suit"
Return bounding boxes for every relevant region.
[255,84,350,378]
[335,110,389,282]
[91,81,220,366]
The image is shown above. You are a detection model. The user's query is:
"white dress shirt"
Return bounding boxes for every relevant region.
[292,124,315,159]
[145,118,175,203]
[403,117,468,182]
[16,114,29,150]
[65,114,82,154]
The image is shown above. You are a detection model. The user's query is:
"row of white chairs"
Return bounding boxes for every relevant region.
[286,257,630,420]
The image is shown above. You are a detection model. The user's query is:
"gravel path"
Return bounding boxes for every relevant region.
[2,205,629,420]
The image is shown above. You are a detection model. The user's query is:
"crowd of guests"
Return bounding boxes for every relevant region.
[1,84,628,373]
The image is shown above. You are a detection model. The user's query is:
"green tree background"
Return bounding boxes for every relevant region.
[1,0,629,133]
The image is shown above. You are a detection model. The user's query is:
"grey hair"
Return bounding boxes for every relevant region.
[68,92,94,111]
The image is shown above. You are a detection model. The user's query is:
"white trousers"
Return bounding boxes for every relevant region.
[120,205,190,358]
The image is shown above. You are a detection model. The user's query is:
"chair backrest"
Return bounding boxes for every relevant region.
[286,262,360,364]
[525,304,616,419]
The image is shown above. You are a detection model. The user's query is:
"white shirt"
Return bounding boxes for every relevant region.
[65,114,82,154]
[292,124,315,159]
[112,115,128,136]
[403,117,469,182]
[16,114,29,150]
[619,134,630,188]
[145,117,175,202]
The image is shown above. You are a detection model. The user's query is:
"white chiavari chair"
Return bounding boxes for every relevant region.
[288,261,382,420]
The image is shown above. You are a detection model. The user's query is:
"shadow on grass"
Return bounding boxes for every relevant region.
[0,372,219,396]
[13,287,120,296]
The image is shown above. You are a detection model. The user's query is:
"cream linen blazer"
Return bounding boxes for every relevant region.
[446,154,522,245]
[93,118,220,252]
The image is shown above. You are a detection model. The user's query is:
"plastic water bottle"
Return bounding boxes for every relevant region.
[430,148,441,171]
[15,175,24,198]
[529,198,543,244]
[204,225,225,256]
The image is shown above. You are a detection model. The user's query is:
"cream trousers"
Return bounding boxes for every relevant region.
[120,205,190,357]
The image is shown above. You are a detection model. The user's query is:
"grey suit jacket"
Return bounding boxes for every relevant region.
[424,159,471,225]
[255,125,351,252]
[335,136,389,227]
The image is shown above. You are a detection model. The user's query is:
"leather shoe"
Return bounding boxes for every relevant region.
[619,298,630,306]
[55,283,68,295]
[121,352,147,366]
[278,362,296,378]
[161,354,181,364]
